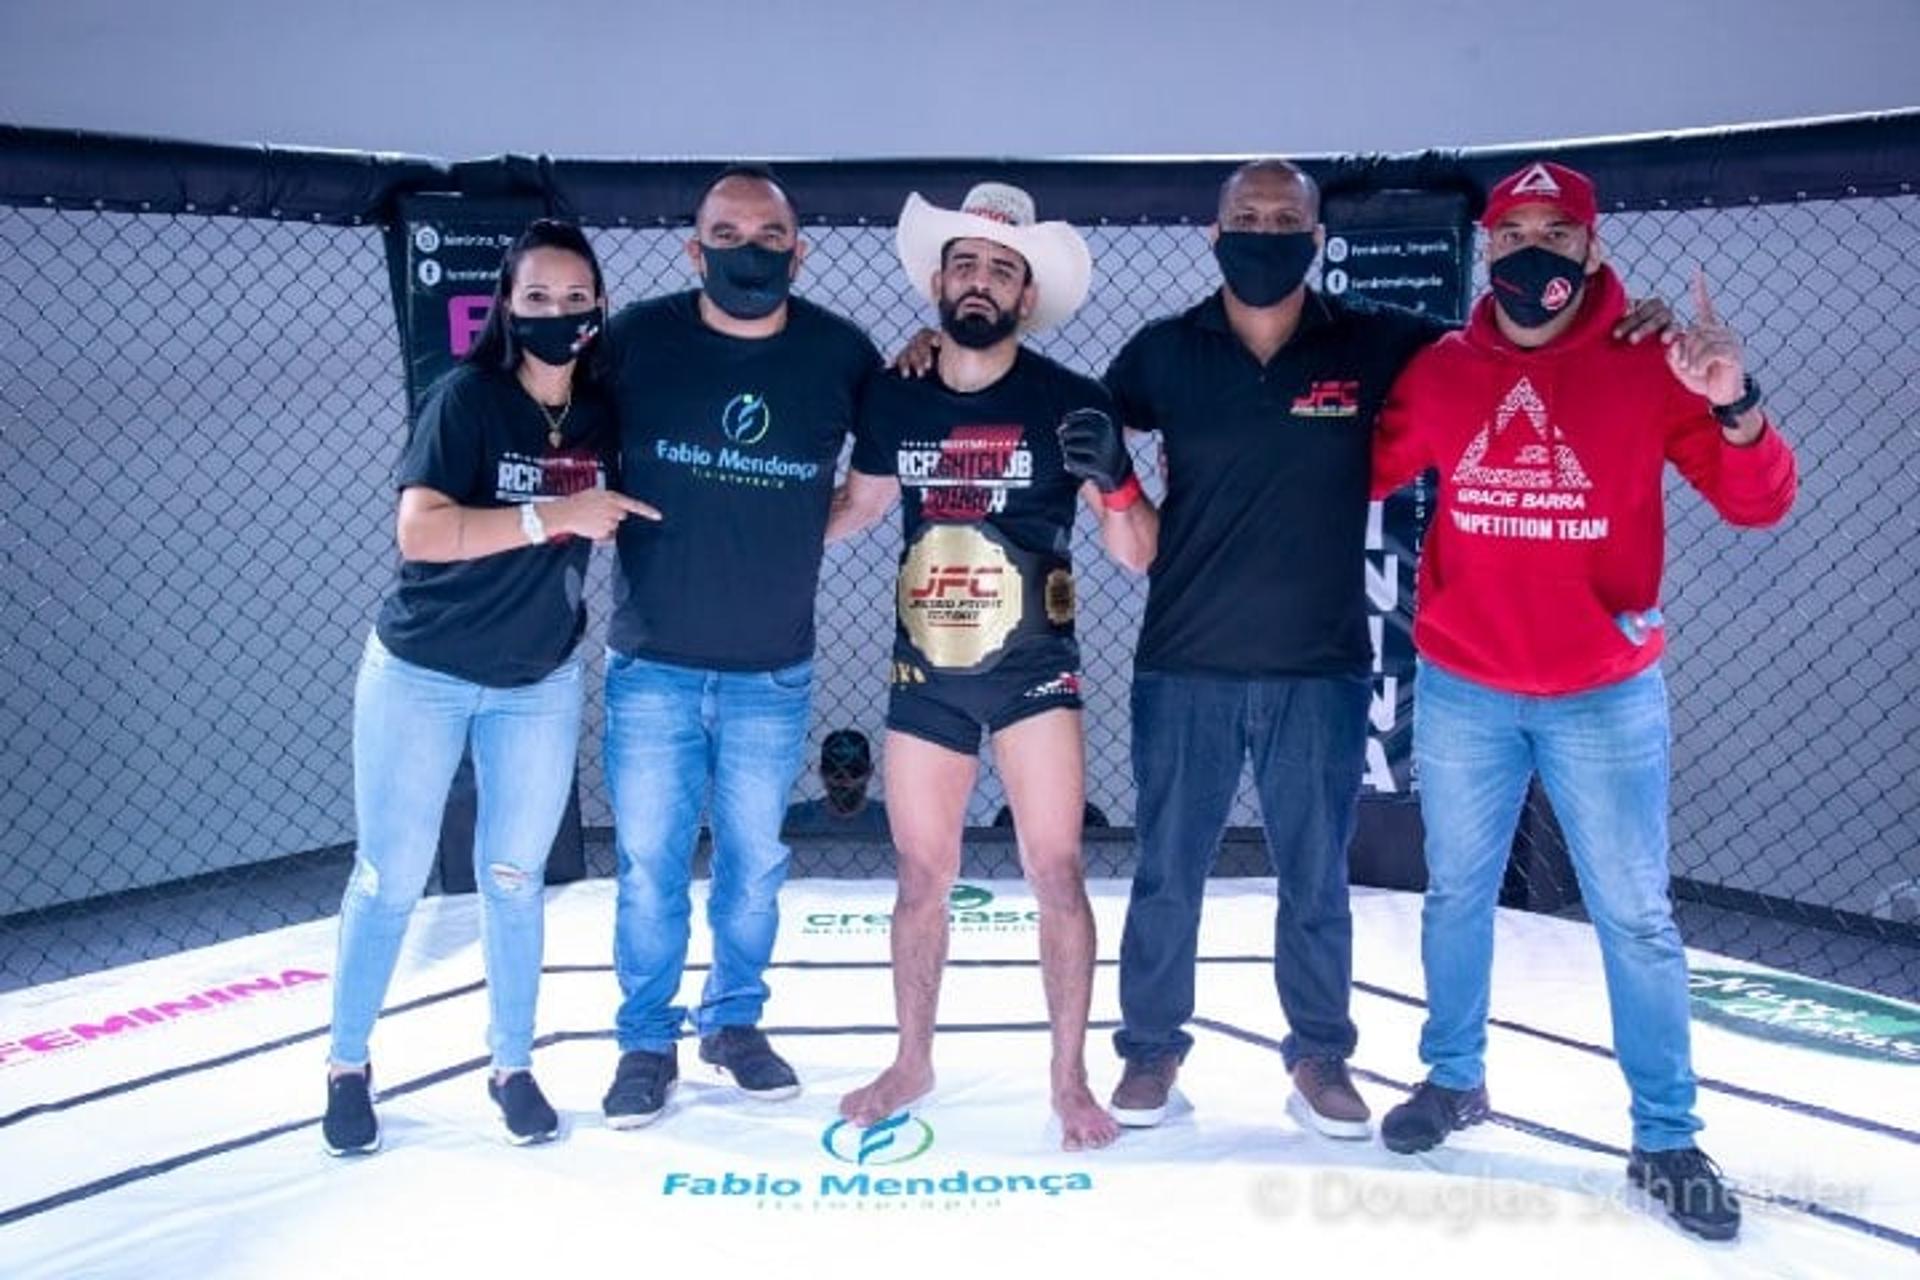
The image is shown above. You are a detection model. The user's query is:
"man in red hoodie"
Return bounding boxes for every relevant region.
[1370,161,1796,1242]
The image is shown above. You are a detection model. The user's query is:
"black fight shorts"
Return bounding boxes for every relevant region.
[885,654,1084,755]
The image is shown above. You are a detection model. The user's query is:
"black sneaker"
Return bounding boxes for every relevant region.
[1628,1146,1742,1241]
[1380,1080,1491,1154]
[488,1071,560,1145]
[322,1067,380,1156]
[698,1026,800,1100]
[603,1048,678,1129]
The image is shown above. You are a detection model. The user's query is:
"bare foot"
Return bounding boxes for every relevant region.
[839,1062,934,1127]
[1055,1081,1122,1151]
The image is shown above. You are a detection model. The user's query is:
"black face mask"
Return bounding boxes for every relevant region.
[937,292,1020,350]
[510,307,604,367]
[699,243,794,319]
[1213,231,1317,307]
[1488,246,1587,328]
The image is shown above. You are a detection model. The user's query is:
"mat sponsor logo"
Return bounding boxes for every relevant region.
[1688,969,1920,1065]
[800,882,1039,937]
[821,1109,936,1165]
[659,1109,1095,1211]
[0,968,328,1068]
[947,884,992,912]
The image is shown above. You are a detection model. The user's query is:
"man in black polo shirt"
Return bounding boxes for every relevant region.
[1105,159,1443,1139]
[599,166,881,1129]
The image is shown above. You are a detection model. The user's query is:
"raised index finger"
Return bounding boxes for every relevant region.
[1692,268,1720,326]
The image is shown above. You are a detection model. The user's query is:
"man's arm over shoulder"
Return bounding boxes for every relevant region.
[1370,341,1446,500]
[1345,294,1454,365]
[828,370,903,543]
[793,296,884,381]
[600,295,671,382]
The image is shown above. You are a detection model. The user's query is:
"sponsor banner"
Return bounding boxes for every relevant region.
[1323,222,1468,799]
[388,194,544,413]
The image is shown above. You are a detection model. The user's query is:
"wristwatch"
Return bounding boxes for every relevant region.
[518,502,548,545]
[1711,374,1763,428]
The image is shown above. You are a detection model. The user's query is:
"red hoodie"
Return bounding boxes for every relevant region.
[1372,266,1797,697]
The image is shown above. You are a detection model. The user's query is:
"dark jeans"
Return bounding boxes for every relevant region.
[1116,670,1368,1069]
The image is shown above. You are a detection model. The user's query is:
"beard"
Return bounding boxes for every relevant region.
[938,292,1019,349]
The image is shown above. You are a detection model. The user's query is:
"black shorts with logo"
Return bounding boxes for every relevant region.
[886,646,1084,755]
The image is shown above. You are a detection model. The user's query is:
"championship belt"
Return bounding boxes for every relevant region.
[896,524,1072,674]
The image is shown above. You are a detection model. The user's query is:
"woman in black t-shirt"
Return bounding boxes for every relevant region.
[322,220,657,1154]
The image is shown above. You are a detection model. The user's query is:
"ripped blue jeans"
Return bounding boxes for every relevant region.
[329,631,582,1071]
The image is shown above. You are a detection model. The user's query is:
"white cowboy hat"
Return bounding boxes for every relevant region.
[895,183,1092,332]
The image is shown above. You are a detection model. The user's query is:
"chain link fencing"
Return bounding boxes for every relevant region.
[1,125,1914,999]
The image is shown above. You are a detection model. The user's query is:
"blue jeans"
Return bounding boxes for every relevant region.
[1117,671,1368,1068]
[1414,660,1702,1151]
[331,632,581,1071]
[604,652,812,1052]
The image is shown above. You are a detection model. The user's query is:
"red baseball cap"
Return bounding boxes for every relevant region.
[1480,161,1598,230]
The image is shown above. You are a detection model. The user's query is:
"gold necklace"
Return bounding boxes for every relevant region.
[520,373,572,448]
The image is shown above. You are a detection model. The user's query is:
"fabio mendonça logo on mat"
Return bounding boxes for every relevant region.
[821,1108,936,1165]
[658,1108,1096,1212]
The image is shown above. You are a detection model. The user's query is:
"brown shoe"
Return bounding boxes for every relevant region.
[1109,1056,1180,1127]
[1289,1056,1372,1140]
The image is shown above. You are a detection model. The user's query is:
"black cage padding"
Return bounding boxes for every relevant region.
[4,111,1915,227]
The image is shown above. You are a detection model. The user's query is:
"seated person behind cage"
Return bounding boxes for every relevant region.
[826,182,1156,1151]
[1370,161,1797,1244]
[783,728,890,836]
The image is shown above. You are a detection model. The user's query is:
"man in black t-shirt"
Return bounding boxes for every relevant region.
[828,183,1156,1151]
[598,166,881,1129]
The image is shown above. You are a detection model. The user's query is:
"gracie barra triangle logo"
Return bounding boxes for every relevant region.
[1511,163,1562,198]
[1452,377,1593,491]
